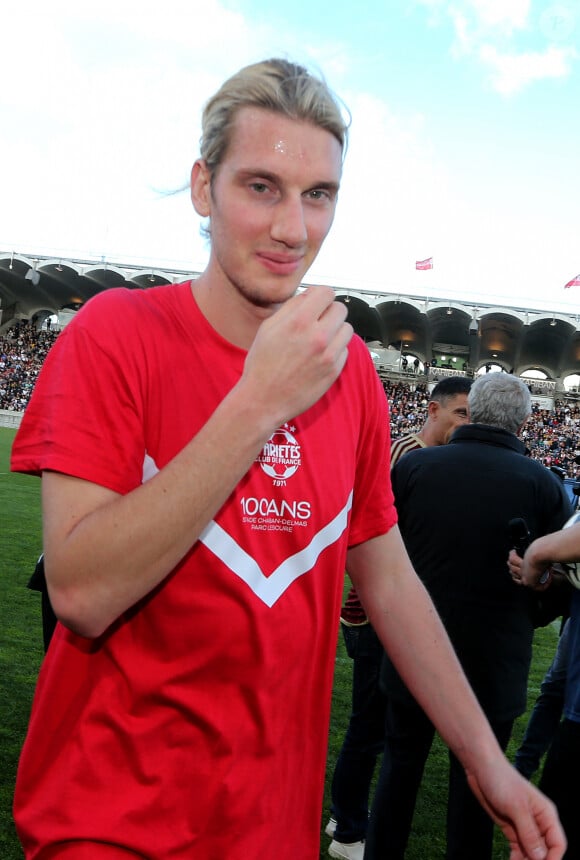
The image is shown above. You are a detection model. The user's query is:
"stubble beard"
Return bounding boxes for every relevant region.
[227,270,300,311]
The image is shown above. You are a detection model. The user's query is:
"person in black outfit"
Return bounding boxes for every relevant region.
[364,372,572,860]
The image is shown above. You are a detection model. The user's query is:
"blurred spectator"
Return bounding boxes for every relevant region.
[0,321,59,411]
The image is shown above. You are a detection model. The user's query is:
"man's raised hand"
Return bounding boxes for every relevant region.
[240,286,353,427]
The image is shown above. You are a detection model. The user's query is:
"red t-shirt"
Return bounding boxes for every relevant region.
[12,282,396,859]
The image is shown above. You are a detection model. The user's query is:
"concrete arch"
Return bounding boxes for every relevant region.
[336,295,386,343]
[379,299,430,360]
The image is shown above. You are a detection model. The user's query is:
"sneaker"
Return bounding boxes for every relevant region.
[328,839,365,860]
[325,817,337,838]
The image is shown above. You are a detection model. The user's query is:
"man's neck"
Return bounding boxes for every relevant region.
[417,423,443,447]
[191,269,275,351]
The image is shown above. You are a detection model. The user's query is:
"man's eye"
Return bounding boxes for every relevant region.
[250,182,269,193]
[307,189,330,201]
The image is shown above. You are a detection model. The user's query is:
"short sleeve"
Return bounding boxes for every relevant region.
[11,291,147,495]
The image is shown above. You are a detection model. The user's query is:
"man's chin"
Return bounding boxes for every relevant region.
[238,279,302,310]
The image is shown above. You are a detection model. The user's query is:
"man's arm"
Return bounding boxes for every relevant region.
[510,522,580,588]
[43,287,352,638]
[348,528,566,860]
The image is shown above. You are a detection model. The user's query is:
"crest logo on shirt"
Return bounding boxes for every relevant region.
[257,423,301,486]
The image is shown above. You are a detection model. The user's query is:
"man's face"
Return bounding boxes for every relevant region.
[192,106,342,311]
[433,393,469,444]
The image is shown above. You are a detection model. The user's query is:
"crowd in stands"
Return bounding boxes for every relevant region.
[2,323,580,479]
[0,321,59,412]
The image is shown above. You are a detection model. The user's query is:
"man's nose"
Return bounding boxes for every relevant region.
[270,196,307,247]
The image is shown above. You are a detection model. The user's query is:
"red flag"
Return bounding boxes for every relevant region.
[565,274,580,288]
[416,257,433,270]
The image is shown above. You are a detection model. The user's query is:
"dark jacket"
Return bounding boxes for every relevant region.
[385,423,572,721]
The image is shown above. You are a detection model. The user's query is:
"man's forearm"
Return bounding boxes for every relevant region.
[527,522,580,570]
[43,383,279,637]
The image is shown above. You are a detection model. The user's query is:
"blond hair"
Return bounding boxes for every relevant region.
[200,58,349,176]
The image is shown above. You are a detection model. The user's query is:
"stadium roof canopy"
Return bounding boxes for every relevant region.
[2,251,580,381]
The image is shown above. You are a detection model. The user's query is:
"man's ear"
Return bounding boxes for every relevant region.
[190,159,212,217]
[427,400,439,419]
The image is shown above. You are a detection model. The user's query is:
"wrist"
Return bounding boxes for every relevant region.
[221,381,280,447]
[526,537,552,574]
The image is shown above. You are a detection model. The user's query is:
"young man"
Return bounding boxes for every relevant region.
[390,375,472,464]
[12,59,565,860]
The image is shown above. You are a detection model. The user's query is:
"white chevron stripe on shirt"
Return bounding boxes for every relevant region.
[199,491,354,607]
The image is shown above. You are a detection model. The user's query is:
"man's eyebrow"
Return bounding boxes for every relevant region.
[237,168,279,182]
[309,180,340,194]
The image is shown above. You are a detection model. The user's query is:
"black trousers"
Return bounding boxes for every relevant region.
[364,693,513,860]
[330,623,386,843]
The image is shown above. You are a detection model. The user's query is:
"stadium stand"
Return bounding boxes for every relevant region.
[1,252,579,480]
[2,324,580,481]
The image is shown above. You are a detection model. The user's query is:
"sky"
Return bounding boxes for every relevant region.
[1,0,579,315]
